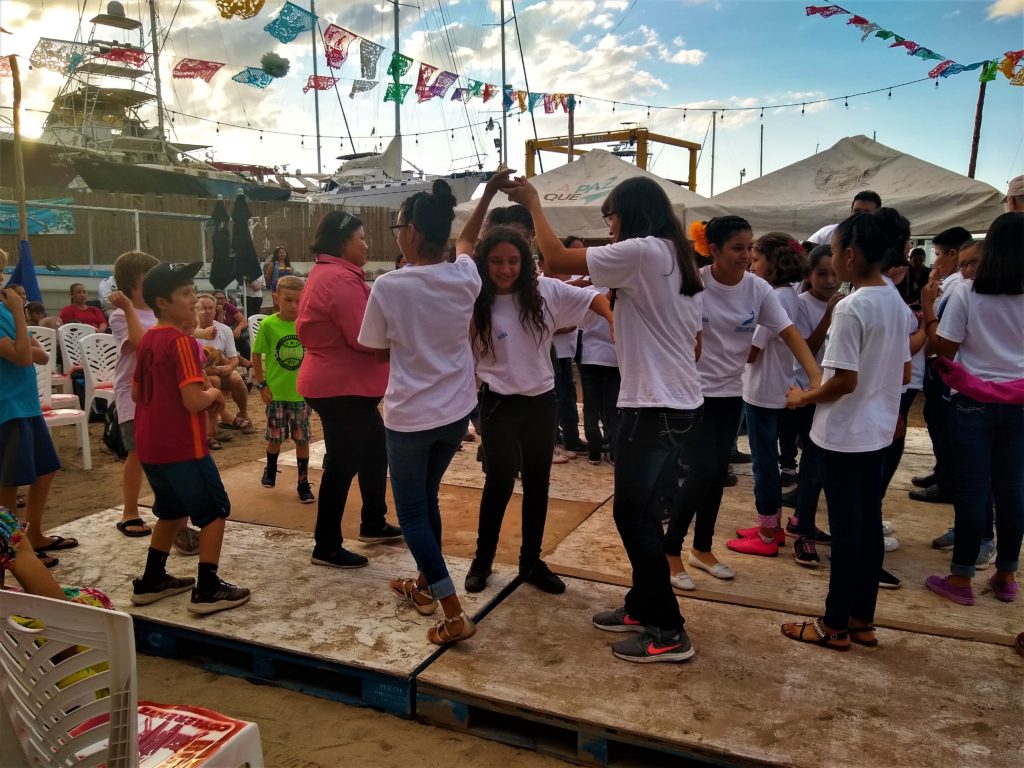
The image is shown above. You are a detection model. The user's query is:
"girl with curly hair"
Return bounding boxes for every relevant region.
[464,227,611,596]
[727,233,809,558]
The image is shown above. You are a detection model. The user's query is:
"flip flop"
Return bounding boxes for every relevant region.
[36,551,59,569]
[35,535,79,552]
[115,518,152,537]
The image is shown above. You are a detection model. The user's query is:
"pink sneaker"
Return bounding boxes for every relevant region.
[726,536,780,557]
[989,575,1018,603]
[734,526,785,546]
[925,575,975,606]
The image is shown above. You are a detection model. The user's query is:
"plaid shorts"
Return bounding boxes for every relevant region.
[265,400,311,444]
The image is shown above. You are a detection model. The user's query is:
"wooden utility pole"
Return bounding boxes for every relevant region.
[967,81,986,178]
[10,55,28,240]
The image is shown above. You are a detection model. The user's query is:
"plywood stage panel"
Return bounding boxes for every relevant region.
[45,508,515,678]
[418,578,1024,768]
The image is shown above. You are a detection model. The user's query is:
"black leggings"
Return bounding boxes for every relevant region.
[665,396,743,555]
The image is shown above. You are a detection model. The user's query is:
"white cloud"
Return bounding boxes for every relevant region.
[987,0,1024,18]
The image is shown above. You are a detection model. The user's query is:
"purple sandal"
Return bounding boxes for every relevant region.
[925,575,975,606]
[989,575,1018,603]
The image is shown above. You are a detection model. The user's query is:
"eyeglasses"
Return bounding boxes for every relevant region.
[390,223,408,237]
[958,260,980,272]
[602,211,617,226]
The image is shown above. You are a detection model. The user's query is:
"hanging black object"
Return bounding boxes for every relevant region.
[230,193,262,283]
[208,198,233,290]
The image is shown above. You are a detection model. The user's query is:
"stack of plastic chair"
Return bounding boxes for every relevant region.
[35,363,91,471]
[0,590,265,767]
[56,323,94,377]
[77,333,118,416]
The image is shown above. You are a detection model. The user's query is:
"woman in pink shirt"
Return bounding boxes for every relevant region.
[59,283,107,331]
[296,211,402,569]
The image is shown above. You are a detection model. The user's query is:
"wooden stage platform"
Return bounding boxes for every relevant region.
[45,427,1022,766]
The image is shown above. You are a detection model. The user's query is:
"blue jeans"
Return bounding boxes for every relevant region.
[615,407,701,631]
[822,448,886,631]
[385,415,470,600]
[949,396,1024,578]
[745,403,784,525]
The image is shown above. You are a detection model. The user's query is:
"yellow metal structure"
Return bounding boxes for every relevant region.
[525,129,701,191]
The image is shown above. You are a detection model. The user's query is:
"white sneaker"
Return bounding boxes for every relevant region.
[883,535,900,553]
[552,447,570,465]
[881,520,894,536]
[670,572,696,591]
[687,553,735,580]
[173,525,201,556]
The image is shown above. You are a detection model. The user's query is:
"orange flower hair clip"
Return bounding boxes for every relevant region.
[689,220,709,258]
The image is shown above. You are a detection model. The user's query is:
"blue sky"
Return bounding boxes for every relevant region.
[2,0,1022,197]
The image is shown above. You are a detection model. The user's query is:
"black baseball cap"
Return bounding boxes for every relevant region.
[142,262,203,309]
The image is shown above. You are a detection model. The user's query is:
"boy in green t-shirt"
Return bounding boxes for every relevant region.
[252,276,314,503]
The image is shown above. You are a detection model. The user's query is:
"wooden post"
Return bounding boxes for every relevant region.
[967,81,986,179]
[9,55,28,241]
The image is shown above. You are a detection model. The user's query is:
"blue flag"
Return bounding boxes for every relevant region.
[7,240,42,303]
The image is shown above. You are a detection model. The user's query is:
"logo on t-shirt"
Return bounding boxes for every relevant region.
[735,311,755,333]
[274,335,304,371]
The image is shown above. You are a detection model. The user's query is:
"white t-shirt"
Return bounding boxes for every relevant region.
[358,254,481,431]
[811,286,912,453]
[110,306,156,423]
[551,328,578,359]
[580,287,618,367]
[201,320,238,359]
[793,291,831,389]
[808,223,838,246]
[475,276,596,396]
[697,266,793,398]
[935,271,964,317]
[98,276,117,311]
[586,237,702,410]
[938,281,1024,383]
[743,285,799,409]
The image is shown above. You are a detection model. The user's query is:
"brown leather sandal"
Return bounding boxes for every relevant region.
[848,625,879,648]
[428,612,477,646]
[781,617,850,652]
[389,577,437,616]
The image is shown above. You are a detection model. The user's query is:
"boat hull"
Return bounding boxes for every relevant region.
[70,156,291,201]
[0,135,81,190]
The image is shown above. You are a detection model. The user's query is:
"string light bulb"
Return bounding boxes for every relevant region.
[760,108,764,121]
[613,101,616,112]
[301,135,305,147]
[683,109,687,120]
[888,89,892,100]
[844,97,849,109]
[801,103,805,115]
[216,122,220,135]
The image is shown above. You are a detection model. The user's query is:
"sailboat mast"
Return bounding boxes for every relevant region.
[311,0,323,173]
[500,0,507,167]
[148,0,166,143]
[393,0,401,139]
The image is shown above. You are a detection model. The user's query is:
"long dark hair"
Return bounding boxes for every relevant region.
[974,211,1023,295]
[833,208,910,270]
[472,226,546,359]
[272,245,292,268]
[600,177,702,297]
[398,179,457,261]
[310,210,364,257]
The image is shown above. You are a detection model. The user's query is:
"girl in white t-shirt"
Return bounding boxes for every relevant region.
[924,211,1024,607]
[464,226,611,595]
[727,233,808,558]
[664,218,820,586]
[358,176,510,646]
[782,208,913,651]
[509,175,703,664]
[788,245,840,566]
[578,279,620,465]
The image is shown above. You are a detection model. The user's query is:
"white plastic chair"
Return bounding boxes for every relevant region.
[35,363,92,471]
[28,325,72,394]
[0,590,264,768]
[247,314,268,351]
[57,322,94,375]
[77,333,117,416]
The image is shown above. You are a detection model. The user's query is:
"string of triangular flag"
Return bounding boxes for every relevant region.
[805,6,1023,86]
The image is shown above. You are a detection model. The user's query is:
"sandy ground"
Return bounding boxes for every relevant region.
[40,406,563,768]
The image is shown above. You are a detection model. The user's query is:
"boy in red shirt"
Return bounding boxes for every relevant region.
[129,262,250,614]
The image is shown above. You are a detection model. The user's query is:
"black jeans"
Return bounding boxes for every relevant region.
[245,296,264,318]
[552,352,582,447]
[615,407,701,631]
[881,388,919,495]
[922,358,953,495]
[578,364,620,461]
[665,396,742,555]
[306,395,388,554]
[474,387,558,570]
[778,408,799,470]
[792,404,824,536]
[822,448,886,631]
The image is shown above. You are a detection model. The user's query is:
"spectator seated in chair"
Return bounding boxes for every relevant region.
[59,283,107,331]
[194,294,253,434]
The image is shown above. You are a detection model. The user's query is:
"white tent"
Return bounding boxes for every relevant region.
[711,135,1004,238]
[453,149,728,240]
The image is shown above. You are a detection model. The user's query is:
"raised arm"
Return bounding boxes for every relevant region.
[507,179,589,276]
[455,169,517,256]
[0,289,32,367]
